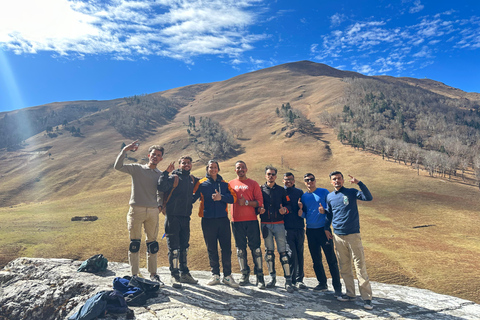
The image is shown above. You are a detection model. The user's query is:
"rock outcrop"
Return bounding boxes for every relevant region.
[0,257,479,320]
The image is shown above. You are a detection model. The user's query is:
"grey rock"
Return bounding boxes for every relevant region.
[0,257,479,320]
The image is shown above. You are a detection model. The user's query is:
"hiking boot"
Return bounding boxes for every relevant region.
[223,275,240,288]
[297,282,307,290]
[171,275,182,289]
[239,273,250,286]
[337,294,355,302]
[207,274,220,286]
[266,275,276,288]
[363,300,374,310]
[149,274,165,288]
[285,280,295,293]
[180,273,198,284]
[313,283,328,291]
[256,275,266,290]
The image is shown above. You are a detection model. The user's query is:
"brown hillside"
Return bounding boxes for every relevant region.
[0,61,479,304]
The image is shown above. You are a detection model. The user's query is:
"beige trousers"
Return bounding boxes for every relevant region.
[333,233,372,300]
[127,206,160,276]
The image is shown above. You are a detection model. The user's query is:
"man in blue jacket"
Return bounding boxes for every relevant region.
[301,173,341,295]
[193,160,239,288]
[325,171,374,310]
[283,172,306,290]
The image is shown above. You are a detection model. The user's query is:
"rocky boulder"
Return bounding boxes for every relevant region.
[0,257,479,320]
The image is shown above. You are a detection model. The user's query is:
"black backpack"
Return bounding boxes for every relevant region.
[77,254,108,273]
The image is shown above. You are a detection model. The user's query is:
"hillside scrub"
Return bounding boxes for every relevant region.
[320,78,480,185]
[106,94,180,138]
[187,115,240,161]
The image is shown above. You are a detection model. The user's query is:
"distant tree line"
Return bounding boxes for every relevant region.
[187,115,240,160]
[320,78,480,186]
[106,94,180,138]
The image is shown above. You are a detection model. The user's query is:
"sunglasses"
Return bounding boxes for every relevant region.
[304,178,315,182]
[267,173,277,176]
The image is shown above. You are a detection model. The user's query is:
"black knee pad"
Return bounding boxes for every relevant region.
[129,239,141,253]
[237,248,246,258]
[147,241,159,254]
[280,251,289,264]
[265,250,275,262]
[253,247,262,258]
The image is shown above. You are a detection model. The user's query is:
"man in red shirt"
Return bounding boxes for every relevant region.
[229,161,266,289]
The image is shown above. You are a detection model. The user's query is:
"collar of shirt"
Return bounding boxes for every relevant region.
[140,164,160,173]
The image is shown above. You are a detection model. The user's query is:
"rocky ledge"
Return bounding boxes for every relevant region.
[0,257,479,319]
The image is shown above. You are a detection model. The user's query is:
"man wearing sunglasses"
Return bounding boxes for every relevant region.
[301,173,342,295]
[259,165,294,293]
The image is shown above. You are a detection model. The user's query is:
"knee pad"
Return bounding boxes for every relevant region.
[253,247,262,258]
[170,249,179,258]
[265,250,275,262]
[129,239,141,253]
[280,251,289,265]
[237,248,246,258]
[147,241,159,254]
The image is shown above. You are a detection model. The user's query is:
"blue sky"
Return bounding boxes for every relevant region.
[0,0,479,112]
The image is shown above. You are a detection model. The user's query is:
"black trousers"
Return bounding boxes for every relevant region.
[286,228,305,284]
[306,227,342,291]
[165,215,191,274]
[231,220,262,275]
[202,216,232,276]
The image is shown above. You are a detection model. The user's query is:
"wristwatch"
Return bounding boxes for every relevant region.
[245,200,249,206]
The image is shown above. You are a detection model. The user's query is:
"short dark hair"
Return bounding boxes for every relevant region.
[206,160,220,172]
[303,173,315,180]
[284,172,294,178]
[265,165,277,174]
[329,171,343,179]
[179,156,193,164]
[235,160,247,168]
[148,145,164,156]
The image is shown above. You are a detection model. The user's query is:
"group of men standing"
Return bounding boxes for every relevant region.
[114,141,374,310]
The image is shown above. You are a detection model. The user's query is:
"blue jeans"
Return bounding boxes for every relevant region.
[262,223,287,253]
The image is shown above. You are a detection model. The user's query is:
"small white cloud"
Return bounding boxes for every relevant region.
[330,13,346,28]
[409,0,424,14]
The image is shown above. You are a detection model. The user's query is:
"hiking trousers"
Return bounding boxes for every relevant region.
[201,216,232,276]
[333,232,372,300]
[127,205,160,276]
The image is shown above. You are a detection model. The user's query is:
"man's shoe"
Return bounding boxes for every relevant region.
[171,275,182,289]
[223,275,240,288]
[239,273,250,286]
[256,275,266,290]
[313,284,328,291]
[363,300,374,310]
[149,274,165,288]
[180,273,198,284]
[207,274,220,286]
[266,276,276,288]
[334,290,342,298]
[297,282,307,290]
[337,294,355,302]
[285,280,295,293]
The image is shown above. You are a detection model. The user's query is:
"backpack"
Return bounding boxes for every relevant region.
[128,275,160,298]
[77,254,108,273]
[68,291,108,320]
[105,290,129,314]
[113,276,148,307]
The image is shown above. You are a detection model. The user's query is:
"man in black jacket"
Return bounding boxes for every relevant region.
[283,172,306,290]
[158,156,199,288]
[259,165,294,293]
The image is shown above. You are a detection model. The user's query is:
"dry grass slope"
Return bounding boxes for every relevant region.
[0,61,479,304]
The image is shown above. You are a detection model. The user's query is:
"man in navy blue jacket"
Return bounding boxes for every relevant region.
[283,172,306,290]
[325,171,374,310]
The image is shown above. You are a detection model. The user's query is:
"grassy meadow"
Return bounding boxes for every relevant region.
[1,128,479,304]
